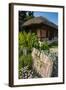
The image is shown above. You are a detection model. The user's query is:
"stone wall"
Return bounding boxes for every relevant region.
[32,48,53,77]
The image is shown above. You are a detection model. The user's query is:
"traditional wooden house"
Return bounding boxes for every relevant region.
[22,16,58,41]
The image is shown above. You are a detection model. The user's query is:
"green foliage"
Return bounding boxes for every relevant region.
[31,33,39,49]
[19,54,32,70]
[19,32,26,48]
[19,32,39,50]
[40,41,49,50]
[48,41,58,48]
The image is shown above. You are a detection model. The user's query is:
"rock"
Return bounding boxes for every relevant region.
[32,48,53,77]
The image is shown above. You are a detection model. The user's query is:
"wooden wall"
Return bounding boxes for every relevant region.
[36,26,57,41]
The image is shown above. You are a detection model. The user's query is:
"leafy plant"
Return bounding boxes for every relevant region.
[19,32,39,53]
[19,54,33,70]
[48,41,58,48]
[40,41,49,50]
[31,33,39,49]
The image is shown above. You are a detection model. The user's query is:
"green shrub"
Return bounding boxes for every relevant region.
[19,54,33,70]
[31,33,39,49]
[19,32,39,50]
[19,32,40,57]
[40,41,49,50]
[19,32,27,48]
[48,41,58,48]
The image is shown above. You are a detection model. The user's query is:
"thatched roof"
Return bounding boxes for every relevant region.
[22,16,58,29]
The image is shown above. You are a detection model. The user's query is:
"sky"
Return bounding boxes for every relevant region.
[34,12,58,25]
